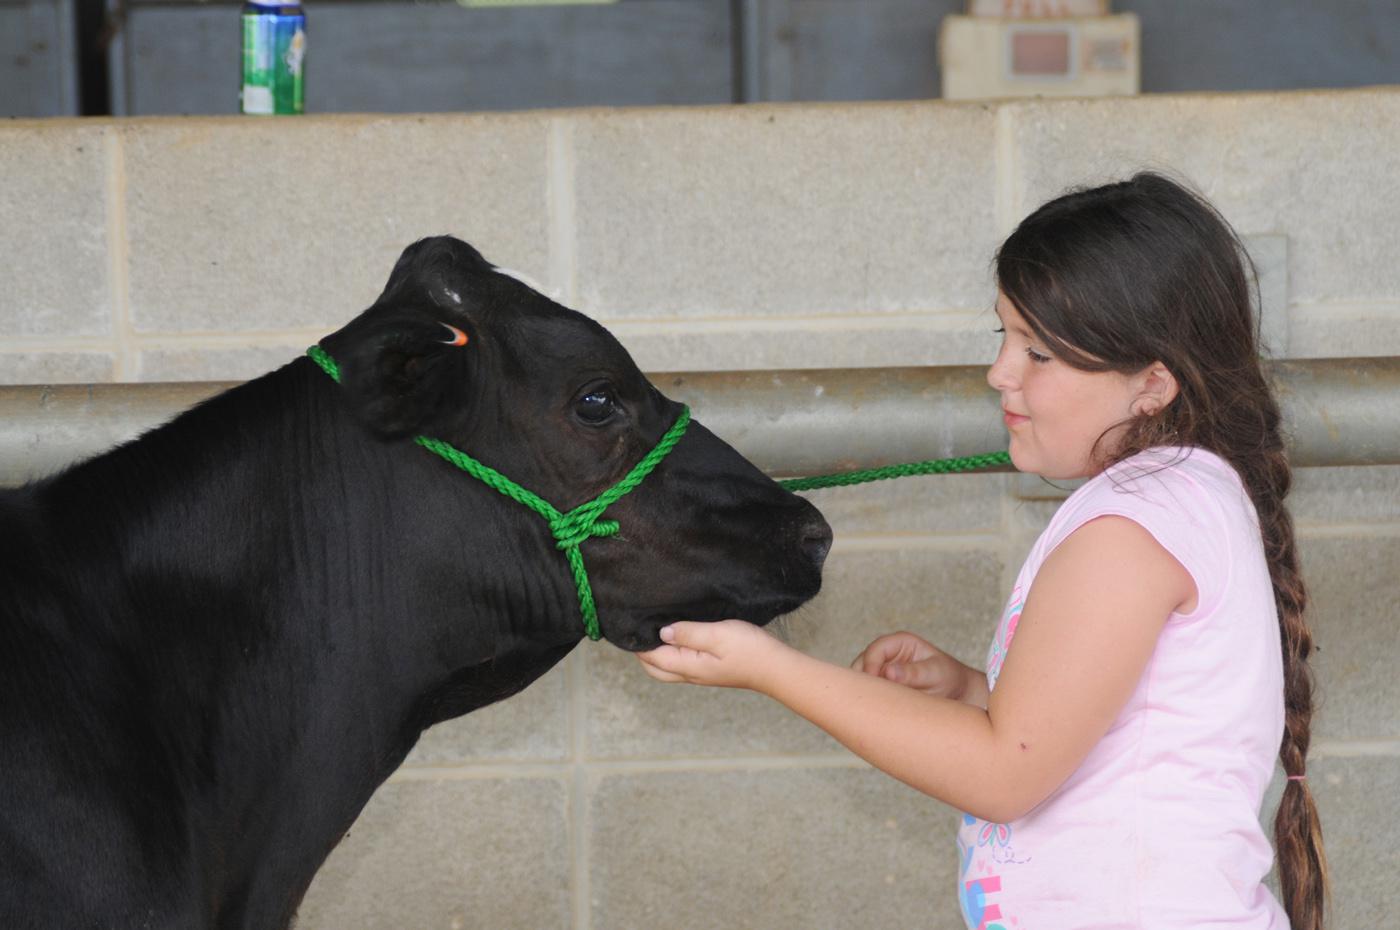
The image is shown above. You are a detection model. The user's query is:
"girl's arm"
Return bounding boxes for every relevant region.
[638,515,1194,823]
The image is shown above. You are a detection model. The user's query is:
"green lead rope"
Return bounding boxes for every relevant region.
[778,451,1011,491]
[306,345,1009,641]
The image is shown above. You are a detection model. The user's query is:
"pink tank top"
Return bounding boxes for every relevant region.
[957,447,1287,930]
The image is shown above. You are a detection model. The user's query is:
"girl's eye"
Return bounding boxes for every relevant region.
[993,326,1006,334]
[575,388,617,425]
[1026,347,1052,364]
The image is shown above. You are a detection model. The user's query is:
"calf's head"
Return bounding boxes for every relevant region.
[320,236,831,651]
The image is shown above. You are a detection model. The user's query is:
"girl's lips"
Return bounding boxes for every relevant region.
[1003,410,1029,427]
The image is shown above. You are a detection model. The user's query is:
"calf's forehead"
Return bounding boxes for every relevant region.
[498,303,641,382]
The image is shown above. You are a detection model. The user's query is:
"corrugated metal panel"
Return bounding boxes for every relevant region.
[114,0,735,116]
[0,0,78,116]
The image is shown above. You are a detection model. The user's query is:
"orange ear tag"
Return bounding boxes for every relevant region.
[439,323,469,347]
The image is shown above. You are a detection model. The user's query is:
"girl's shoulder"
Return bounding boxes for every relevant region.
[1042,447,1257,603]
[1073,445,1248,522]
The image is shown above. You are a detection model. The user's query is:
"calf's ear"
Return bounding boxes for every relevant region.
[336,319,472,438]
[380,236,489,306]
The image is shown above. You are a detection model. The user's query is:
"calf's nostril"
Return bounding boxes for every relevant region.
[800,519,834,569]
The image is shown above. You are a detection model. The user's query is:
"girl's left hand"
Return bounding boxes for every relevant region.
[636,619,786,691]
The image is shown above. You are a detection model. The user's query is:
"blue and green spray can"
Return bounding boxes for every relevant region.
[241,0,306,115]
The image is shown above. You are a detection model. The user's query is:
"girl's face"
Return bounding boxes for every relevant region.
[986,293,1147,480]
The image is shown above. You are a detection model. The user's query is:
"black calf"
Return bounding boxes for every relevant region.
[0,236,831,930]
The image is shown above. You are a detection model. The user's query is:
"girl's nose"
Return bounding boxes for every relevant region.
[987,348,1015,393]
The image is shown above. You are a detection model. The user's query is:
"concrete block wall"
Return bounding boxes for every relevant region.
[2,88,1397,928]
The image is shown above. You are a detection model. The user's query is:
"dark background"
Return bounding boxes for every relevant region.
[3,0,1398,117]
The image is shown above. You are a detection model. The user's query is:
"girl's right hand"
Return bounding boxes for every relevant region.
[850,632,986,706]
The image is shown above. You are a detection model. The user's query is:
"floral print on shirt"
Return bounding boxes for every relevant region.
[957,585,1029,929]
[985,585,1023,690]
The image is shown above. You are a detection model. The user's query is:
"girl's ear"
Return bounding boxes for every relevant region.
[1131,362,1180,417]
[337,319,472,438]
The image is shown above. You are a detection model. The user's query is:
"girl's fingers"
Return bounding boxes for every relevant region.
[639,643,713,677]
[853,632,943,677]
[637,659,687,684]
[659,621,712,651]
[637,647,690,681]
[854,636,904,676]
[638,644,682,668]
[639,621,766,690]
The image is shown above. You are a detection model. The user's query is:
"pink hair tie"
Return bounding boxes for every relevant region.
[1286,774,1306,782]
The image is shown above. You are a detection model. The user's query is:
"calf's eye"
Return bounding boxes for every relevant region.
[575,389,617,424]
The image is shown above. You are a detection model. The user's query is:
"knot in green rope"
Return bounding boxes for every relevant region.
[551,517,620,551]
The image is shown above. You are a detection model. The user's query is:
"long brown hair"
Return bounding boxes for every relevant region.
[996,172,1328,929]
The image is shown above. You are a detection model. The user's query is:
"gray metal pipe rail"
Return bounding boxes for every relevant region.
[1,357,1397,488]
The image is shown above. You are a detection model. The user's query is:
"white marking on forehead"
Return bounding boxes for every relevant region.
[442,287,463,305]
[494,265,547,294]
[493,265,570,306]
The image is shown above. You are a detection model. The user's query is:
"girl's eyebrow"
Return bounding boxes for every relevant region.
[993,306,1034,337]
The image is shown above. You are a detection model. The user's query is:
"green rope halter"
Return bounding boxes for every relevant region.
[306,344,690,641]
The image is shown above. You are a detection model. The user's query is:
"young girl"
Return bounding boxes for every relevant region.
[638,173,1328,929]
